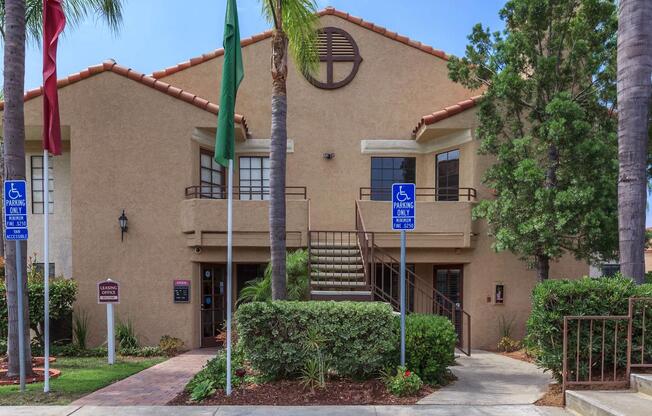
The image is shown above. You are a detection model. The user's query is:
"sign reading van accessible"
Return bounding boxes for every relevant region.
[4,180,28,241]
[97,280,120,304]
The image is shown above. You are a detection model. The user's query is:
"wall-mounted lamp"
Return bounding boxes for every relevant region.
[119,210,128,241]
[323,152,335,160]
[495,284,505,304]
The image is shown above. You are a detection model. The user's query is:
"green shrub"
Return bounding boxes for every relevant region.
[497,337,521,352]
[384,366,423,397]
[190,379,216,402]
[401,314,457,385]
[186,348,245,393]
[73,310,90,350]
[0,277,77,344]
[526,276,652,382]
[116,320,139,350]
[236,301,396,379]
[159,335,185,356]
[119,346,162,357]
[49,344,108,357]
[238,250,309,303]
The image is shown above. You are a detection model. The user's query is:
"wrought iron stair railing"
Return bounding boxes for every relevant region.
[355,201,472,356]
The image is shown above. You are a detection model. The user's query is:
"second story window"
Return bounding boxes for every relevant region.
[436,149,460,201]
[370,157,416,201]
[31,155,54,214]
[200,149,225,198]
[239,156,270,200]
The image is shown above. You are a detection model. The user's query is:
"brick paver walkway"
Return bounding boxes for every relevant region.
[72,348,217,406]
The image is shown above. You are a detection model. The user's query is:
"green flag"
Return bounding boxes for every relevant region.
[214,0,244,167]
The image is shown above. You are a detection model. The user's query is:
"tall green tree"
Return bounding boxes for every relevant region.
[1,0,124,377]
[259,0,318,299]
[448,0,619,281]
[617,0,652,284]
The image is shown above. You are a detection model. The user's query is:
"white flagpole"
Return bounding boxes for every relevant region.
[226,158,233,396]
[43,149,50,393]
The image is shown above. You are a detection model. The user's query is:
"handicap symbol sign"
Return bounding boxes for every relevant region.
[392,183,415,231]
[4,180,28,241]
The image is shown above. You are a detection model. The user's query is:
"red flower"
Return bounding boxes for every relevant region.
[405,370,411,377]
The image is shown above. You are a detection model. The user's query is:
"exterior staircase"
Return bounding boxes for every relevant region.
[566,373,652,416]
[308,228,471,356]
[308,232,372,301]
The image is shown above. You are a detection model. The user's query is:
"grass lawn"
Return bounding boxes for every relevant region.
[0,356,166,405]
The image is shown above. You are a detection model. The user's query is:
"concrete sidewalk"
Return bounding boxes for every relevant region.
[419,350,553,405]
[0,405,570,415]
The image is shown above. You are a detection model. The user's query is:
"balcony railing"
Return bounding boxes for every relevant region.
[185,185,307,200]
[359,187,476,202]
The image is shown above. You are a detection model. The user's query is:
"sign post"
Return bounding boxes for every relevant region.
[4,180,29,392]
[392,183,415,367]
[98,279,120,364]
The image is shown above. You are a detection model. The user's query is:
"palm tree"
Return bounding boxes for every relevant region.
[617,0,652,284]
[259,0,318,299]
[1,0,124,378]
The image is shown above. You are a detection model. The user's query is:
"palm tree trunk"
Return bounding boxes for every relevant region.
[269,27,288,300]
[3,0,32,376]
[617,0,652,284]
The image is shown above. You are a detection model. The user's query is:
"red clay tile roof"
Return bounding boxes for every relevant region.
[0,60,248,134]
[412,95,483,138]
[151,7,449,79]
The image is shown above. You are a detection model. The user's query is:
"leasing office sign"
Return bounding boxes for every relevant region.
[98,280,120,304]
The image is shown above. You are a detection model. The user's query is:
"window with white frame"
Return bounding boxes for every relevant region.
[31,155,54,214]
[239,156,270,200]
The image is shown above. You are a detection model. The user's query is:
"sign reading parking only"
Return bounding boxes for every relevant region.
[4,180,28,240]
[392,183,415,231]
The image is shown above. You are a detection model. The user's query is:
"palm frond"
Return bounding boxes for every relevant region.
[260,0,320,76]
[282,0,319,76]
[1,0,124,43]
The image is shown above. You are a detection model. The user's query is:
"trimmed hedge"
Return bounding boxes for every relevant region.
[402,314,456,384]
[0,278,77,342]
[237,301,397,378]
[526,276,652,382]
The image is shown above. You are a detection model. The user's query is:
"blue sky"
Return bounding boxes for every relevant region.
[2,0,651,225]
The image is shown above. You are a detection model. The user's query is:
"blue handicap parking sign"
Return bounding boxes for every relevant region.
[392,183,415,231]
[4,180,28,241]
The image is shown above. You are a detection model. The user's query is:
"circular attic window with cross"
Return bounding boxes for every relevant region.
[304,27,362,90]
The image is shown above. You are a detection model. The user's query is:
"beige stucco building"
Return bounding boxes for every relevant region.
[2,8,588,351]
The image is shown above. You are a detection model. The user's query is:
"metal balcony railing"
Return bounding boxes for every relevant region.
[185,185,307,200]
[359,187,476,201]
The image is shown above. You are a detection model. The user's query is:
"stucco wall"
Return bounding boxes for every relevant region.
[7,12,591,350]
[24,144,73,278]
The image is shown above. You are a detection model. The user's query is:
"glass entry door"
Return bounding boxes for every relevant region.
[434,265,463,338]
[201,264,226,347]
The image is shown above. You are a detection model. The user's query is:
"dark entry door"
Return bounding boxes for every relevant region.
[434,265,463,337]
[201,264,226,347]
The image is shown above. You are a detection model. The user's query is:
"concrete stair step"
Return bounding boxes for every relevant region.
[310,272,365,280]
[565,389,652,416]
[311,280,367,287]
[310,248,359,256]
[311,256,362,264]
[311,263,363,272]
[632,373,652,396]
[310,290,373,301]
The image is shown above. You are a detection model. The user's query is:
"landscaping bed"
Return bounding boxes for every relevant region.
[170,378,436,405]
[0,356,166,405]
[178,301,457,405]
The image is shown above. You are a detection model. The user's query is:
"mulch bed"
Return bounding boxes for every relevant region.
[0,367,61,385]
[169,379,436,405]
[499,349,536,364]
[535,383,563,407]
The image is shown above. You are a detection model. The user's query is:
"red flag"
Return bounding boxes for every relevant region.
[42,0,66,156]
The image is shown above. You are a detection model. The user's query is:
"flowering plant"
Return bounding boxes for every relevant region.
[384,366,423,397]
